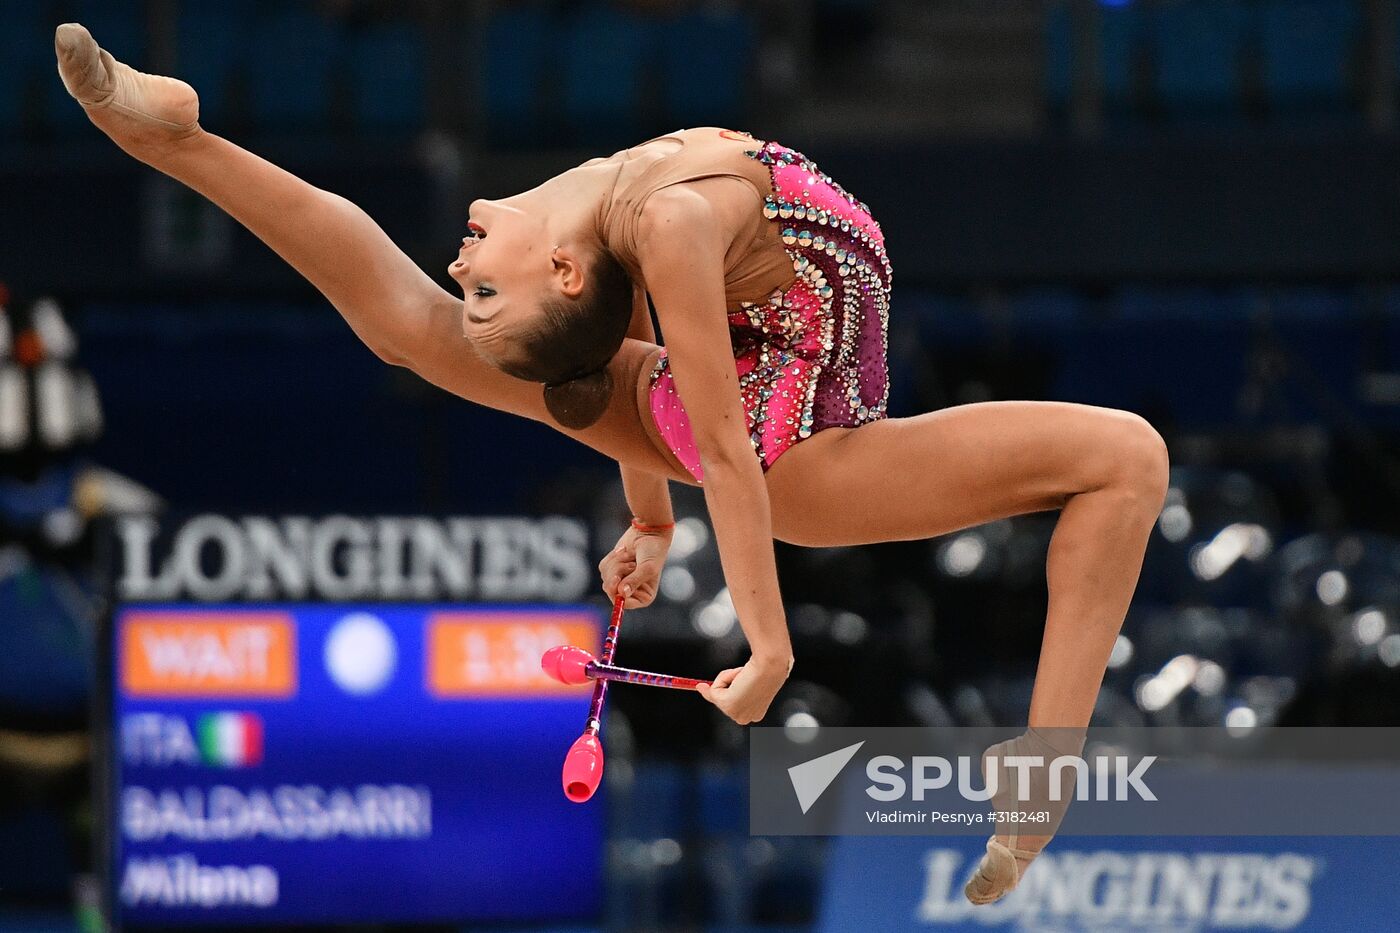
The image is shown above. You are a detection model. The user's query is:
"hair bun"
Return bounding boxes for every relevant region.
[543,367,613,430]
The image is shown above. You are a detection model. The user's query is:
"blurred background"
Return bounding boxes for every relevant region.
[4,0,1400,930]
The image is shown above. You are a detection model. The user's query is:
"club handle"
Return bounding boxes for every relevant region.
[585,661,710,691]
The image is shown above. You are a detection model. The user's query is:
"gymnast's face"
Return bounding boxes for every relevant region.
[448,199,585,371]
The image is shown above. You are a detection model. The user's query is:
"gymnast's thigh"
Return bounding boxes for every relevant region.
[764,402,1145,546]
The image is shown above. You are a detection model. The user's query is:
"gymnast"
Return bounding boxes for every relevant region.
[55,23,1168,903]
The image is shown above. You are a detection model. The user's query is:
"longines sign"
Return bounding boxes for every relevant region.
[115,515,590,602]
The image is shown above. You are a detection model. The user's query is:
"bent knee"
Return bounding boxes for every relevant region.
[1105,413,1169,507]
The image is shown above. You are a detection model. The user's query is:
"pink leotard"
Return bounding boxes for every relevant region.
[602,129,892,483]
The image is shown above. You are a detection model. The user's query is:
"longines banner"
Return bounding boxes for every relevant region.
[113,514,591,603]
[818,835,1400,932]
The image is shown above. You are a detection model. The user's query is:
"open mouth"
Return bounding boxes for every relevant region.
[466,221,487,239]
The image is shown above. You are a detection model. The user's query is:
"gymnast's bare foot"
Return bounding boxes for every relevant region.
[55,23,202,161]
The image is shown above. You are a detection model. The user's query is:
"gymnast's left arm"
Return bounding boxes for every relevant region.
[635,188,793,725]
[599,286,676,610]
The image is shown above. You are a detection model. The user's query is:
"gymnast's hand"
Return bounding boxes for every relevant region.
[598,523,672,610]
[697,656,791,725]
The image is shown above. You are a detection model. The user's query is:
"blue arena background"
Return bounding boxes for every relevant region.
[7,1,1400,929]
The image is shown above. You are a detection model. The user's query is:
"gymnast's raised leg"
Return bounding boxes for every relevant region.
[53,23,678,476]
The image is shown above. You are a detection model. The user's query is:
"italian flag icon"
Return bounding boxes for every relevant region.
[197,712,264,768]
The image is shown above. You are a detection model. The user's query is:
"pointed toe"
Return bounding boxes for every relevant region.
[54,23,90,57]
[963,839,1020,906]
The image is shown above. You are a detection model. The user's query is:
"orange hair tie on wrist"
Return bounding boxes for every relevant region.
[631,518,675,534]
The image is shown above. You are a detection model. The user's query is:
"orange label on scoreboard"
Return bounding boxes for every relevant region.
[426,612,600,698]
[121,611,297,698]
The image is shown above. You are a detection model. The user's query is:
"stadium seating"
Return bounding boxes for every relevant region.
[481,6,554,145]
[1116,285,1256,322]
[1152,0,1251,118]
[1007,287,1085,337]
[0,0,47,137]
[1045,2,1073,116]
[561,7,653,145]
[1101,1,1145,116]
[1051,288,1255,427]
[1049,0,1370,125]
[351,21,426,133]
[659,11,755,130]
[1260,0,1361,113]
[1043,1,1157,123]
[175,1,254,129]
[12,0,1388,143]
[246,7,344,131]
[1263,287,1364,420]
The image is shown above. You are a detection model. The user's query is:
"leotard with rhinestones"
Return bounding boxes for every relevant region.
[600,128,892,483]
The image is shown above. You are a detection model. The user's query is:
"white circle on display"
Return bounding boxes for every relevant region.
[324,612,397,696]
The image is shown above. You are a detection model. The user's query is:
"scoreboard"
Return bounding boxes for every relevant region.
[105,603,604,929]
